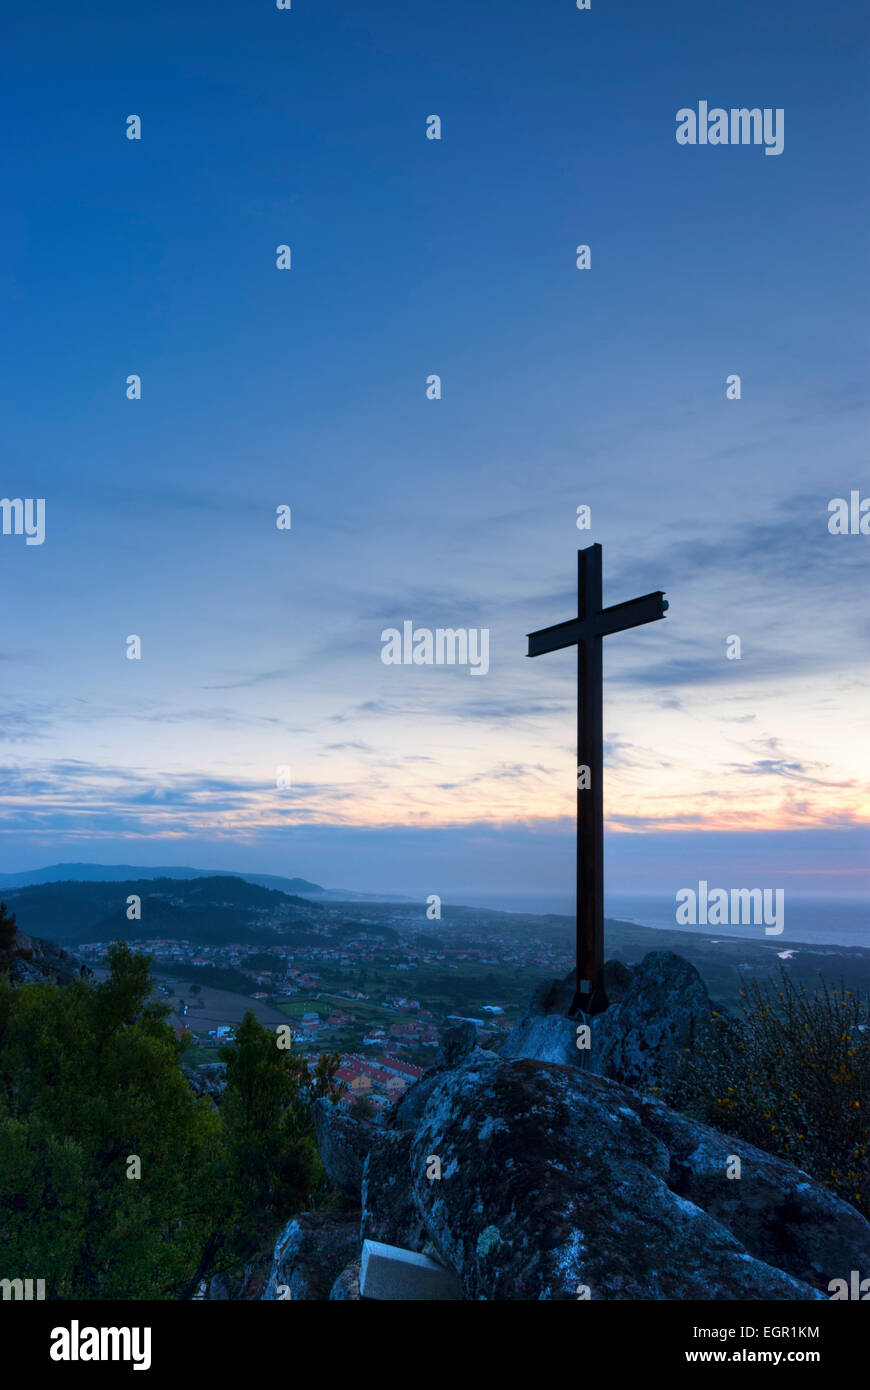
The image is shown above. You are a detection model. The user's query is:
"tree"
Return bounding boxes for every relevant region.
[217,1013,343,1263]
[0,951,345,1299]
[0,902,18,957]
[0,942,222,1299]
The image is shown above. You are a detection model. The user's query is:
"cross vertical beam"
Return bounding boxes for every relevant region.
[577,545,605,1016]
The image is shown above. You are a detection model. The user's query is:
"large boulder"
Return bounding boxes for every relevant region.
[261,1212,361,1301]
[390,1056,868,1299]
[528,959,631,1017]
[361,1129,428,1250]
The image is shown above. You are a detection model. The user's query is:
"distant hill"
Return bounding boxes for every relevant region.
[0,875,323,947]
[0,874,401,951]
[0,862,325,896]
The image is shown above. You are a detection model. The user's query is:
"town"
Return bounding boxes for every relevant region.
[76,897,573,1114]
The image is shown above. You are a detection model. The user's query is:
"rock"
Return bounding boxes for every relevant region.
[403,1056,867,1299]
[499,1011,579,1066]
[329,1261,361,1300]
[361,1129,427,1251]
[262,1212,361,1301]
[603,957,632,1002]
[528,971,576,1016]
[182,1063,226,1101]
[206,1252,271,1300]
[13,930,34,961]
[2,929,89,988]
[298,953,868,1301]
[502,958,634,1068]
[313,1098,379,1198]
[591,951,715,1090]
[436,1021,478,1067]
[631,1094,870,1293]
[502,952,715,1093]
[388,1070,447,1132]
[528,959,630,1016]
[388,1044,498,1133]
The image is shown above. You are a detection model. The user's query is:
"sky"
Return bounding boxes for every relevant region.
[1,0,868,900]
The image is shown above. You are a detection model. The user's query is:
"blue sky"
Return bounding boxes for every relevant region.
[1,0,868,897]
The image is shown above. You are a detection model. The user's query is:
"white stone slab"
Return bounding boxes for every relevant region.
[359,1239,462,1301]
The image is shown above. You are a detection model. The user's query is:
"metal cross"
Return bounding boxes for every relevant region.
[527,543,668,1015]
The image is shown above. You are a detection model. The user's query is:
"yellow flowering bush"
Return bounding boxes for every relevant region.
[672,968,870,1217]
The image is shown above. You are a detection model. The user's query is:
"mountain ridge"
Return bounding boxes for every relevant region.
[0,875,322,947]
[0,862,325,896]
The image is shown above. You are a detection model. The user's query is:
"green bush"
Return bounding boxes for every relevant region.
[675,968,870,1217]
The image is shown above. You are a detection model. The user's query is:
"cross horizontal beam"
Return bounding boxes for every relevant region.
[596,590,669,638]
[526,591,667,657]
[526,617,582,657]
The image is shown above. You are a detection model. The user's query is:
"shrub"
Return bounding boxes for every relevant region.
[675,967,870,1216]
[348,1094,377,1122]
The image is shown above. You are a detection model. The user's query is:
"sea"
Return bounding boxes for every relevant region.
[442,892,870,951]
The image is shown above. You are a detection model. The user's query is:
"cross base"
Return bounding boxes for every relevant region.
[569,979,609,1018]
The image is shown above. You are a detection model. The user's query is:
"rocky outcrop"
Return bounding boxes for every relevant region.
[628,1093,861,1291]
[258,953,870,1300]
[1,927,90,987]
[396,1055,867,1299]
[261,1212,361,1301]
[592,951,715,1090]
[528,958,631,1016]
[502,951,716,1093]
[265,1050,870,1299]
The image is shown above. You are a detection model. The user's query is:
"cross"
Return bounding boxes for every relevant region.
[527,543,668,1017]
